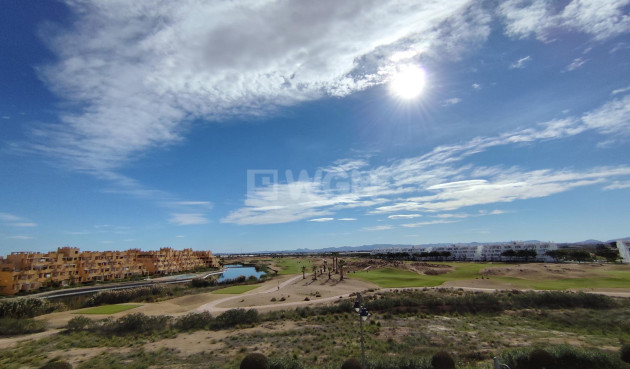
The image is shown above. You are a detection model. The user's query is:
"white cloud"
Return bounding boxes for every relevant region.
[472,83,481,90]
[401,219,460,227]
[388,214,423,219]
[612,85,630,95]
[363,225,393,231]
[565,57,588,71]
[0,213,37,228]
[170,201,213,208]
[0,213,21,222]
[604,181,630,190]
[7,235,33,240]
[308,218,335,222]
[224,95,630,225]
[28,0,487,174]
[509,55,532,69]
[11,222,37,227]
[442,98,462,106]
[338,218,357,221]
[169,213,209,226]
[175,235,186,238]
[499,0,630,41]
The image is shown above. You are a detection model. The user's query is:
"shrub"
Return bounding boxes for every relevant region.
[341,358,361,369]
[0,317,47,336]
[0,298,58,318]
[86,285,171,306]
[240,353,269,369]
[214,309,259,329]
[66,315,94,331]
[621,345,630,364]
[173,311,214,331]
[104,313,171,335]
[431,351,455,369]
[39,360,72,369]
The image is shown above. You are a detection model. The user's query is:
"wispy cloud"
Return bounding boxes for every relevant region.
[612,85,630,96]
[565,57,588,72]
[442,97,462,106]
[338,218,357,221]
[0,213,37,228]
[604,181,630,190]
[169,213,209,226]
[509,55,532,69]
[401,219,460,228]
[308,218,335,222]
[388,214,423,219]
[224,94,630,225]
[499,0,630,41]
[26,0,487,175]
[363,225,393,231]
[7,235,33,240]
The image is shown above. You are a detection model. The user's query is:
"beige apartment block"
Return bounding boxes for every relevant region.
[0,247,219,295]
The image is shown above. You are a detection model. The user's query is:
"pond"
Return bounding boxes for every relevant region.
[217,264,266,282]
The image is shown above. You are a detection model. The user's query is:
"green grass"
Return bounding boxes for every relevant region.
[74,304,142,314]
[353,262,630,290]
[212,285,260,294]
[353,263,492,288]
[275,258,313,275]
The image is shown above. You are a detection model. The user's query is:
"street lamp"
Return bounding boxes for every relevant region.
[353,292,370,369]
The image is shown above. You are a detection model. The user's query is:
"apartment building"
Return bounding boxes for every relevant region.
[617,240,630,263]
[0,247,219,295]
[371,242,557,262]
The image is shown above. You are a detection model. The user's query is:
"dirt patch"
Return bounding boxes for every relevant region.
[481,263,605,280]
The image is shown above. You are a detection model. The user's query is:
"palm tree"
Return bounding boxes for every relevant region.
[301,265,306,279]
[312,265,317,280]
[338,259,345,281]
[331,252,339,273]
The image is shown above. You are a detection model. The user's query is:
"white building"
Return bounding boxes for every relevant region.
[617,240,630,263]
[370,242,557,262]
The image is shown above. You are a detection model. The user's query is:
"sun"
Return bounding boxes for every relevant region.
[389,65,426,100]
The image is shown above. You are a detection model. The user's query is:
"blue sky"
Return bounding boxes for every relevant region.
[1,0,630,254]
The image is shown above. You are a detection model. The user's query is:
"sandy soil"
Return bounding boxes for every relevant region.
[197,274,378,313]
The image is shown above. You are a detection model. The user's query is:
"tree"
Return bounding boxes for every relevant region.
[516,249,537,262]
[595,245,620,263]
[301,265,306,279]
[570,249,591,262]
[312,265,317,280]
[338,259,345,280]
[501,249,516,261]
[331,252,339,272]
[545,250,562,263]
[323,259,327,272]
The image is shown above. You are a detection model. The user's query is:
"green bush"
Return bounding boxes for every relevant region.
[173,311,214,331]
[86,285,171,306]
[0,317,47,336]
[214,309,259,329]
[240,353,269,369]
[430,351,455,369]
[0,298,59,318]
[66,315,94,331]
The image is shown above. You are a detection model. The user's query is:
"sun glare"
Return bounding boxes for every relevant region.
[389,65,426,100]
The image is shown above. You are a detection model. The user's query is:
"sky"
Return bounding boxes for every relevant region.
[1,0,630,254]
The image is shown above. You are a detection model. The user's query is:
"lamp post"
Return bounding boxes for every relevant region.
[353,292,370,369]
